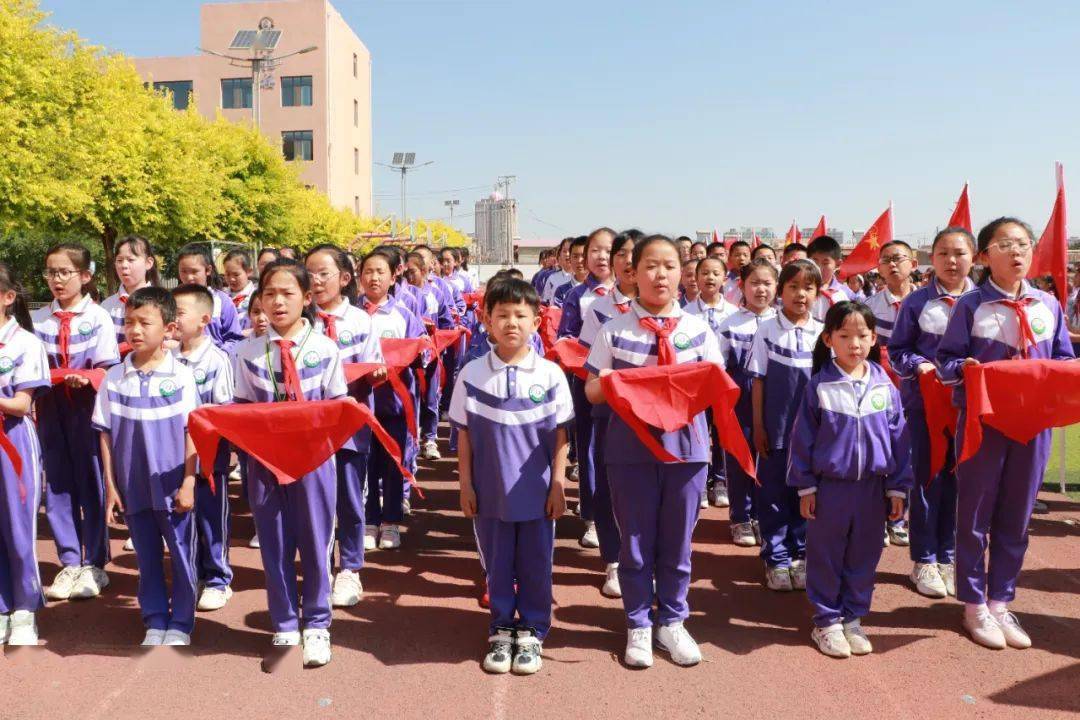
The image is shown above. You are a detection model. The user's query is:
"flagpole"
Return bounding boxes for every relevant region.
[1059,428,1067,494]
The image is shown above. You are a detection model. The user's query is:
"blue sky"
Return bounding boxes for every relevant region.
[38,0,1080,243]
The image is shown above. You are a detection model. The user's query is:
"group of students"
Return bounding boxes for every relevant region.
[0,217,1073,674]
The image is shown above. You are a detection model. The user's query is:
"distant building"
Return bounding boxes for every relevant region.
[800,227,846,246]
[133,0,372,215]
[474,192,518,264]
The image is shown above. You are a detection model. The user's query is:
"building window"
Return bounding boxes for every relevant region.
[352,53,358,77]
[153,80,193,110]
[282,131,313,161]
[354,148,359,174]
[353,99,359,127]
[221,78,252,109]
[281,75,313,107]
[354,196,360,215]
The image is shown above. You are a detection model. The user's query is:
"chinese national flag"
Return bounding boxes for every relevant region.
[786,220,801,244]
[1027,163,1068,307]
[811,215,828,240]
[947,182,972,233]
[838,204,894,279]
[751,232,761,249]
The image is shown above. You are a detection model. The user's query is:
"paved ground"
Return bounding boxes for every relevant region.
[5,430,1080,720]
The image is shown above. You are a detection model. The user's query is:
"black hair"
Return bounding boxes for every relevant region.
[690,241,707,253]
[258,258,316,325]
[975,217,1034,285]
[610,232,636,262]
[684,258,700,273]
[0,263,34,331]
[706,241,725,254]
[777,258,823,294]
[631,234,680,268]
[585,226,617,253]
[751,243,776,260]
[931,226,976,253]
[257,247,281,265]
[741,256,780,282]
[806,235,842,261]
[621,228,645,242]
[676,236,693,244]
[459,247,471,269]
[411,243,433,254]
[224,248,253,271]
[45,242,96,298]
[305,243,358,304]
[782,242,808,257]
[114,235,162,287]
[729,240,751,253]
[361,248,400,275]
[879,239,914,257]
[490,267,525,283]
[484,278,540,317]
[176,243,222,289]
[569,236,588,252]
[127,286,177,325]
[811,301,881,374]
[171,282,215,313]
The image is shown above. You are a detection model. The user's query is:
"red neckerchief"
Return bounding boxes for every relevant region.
[996,297,1038,358]
[232,294,247,308]
[820,288,838,307]
[276,339,304,401]
[53,310,77,368]
[638,316,678,365]
[593,286,608,297]
[317,311,338,342]
[363,300,380,316]
[614,302,631,315]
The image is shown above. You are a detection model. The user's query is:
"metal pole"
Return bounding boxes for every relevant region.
[401,167,407,224]
[1059,428,1067,494]
[252,58,260,131]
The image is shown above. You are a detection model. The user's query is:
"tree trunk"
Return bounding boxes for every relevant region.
[102,226,118,295]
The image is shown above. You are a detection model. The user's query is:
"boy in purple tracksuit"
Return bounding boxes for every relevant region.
[936,217,1074,651]
[788,302,911,658]
[452,279,572,676]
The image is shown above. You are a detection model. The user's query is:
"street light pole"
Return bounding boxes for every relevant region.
[444,199,460,227]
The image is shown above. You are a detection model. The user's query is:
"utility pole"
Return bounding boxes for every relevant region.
[444,199,460,228]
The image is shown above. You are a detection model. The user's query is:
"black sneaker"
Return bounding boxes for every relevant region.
[482,627,514,674]
[511,628,543,675]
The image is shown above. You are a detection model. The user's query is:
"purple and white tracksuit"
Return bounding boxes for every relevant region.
[449,349,573,639]
[233,323,347,632]
[936,279,1075,606]
[585,302,722,629]
[887,280,972,565]
[787,361,913,628]
[745,312,823,569]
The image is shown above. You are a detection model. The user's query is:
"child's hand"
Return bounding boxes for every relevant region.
[371,366,389,387]
[105,487,124,525]
[460,485,477,518]
[64,374,90,389]
[753,424,770,458]
[917,362,936,375]
[546,482,566,520]
[598,369,613,378]
[800,493,816,520]
[174,476,196,513]
[888,495,904,522]
[962,357,980,367]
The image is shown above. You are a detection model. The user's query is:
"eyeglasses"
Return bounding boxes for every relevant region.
[988,239,1032,253]
[880,254,912,265]
[309,270,340,283]
[42,269,78,281]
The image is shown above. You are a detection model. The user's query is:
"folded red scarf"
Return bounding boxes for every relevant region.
[463,291,484,310]
[599,362,756,479]
[538,307,562,353]
[348,337,432,441]
[919,371,958,482]
[546,338,589,380]
[959,359,1080,463]
[49,368,106,392]
[430,326,471,387]
[0,424,25,501]
[189,399,417,494]
[878,347,901,388]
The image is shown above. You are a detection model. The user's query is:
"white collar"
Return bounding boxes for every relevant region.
[123,351,179,378]
[0,317,19,343]
[50,295,92,315]
[487,346,538,372]
[632,300,682,319]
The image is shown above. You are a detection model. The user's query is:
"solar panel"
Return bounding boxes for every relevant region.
[403,152,416,165]
[230,30,257,49]
[392,152,404,165]
[255,29,282,50]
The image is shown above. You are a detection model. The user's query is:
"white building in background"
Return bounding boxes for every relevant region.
[474,192,518,264]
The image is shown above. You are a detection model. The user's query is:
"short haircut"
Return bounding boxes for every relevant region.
[782,242,807,256]
[729,240,751,252]
[570,236,588,252]
[484,278,540,316]
[778,258,823,292]
[127,286,177,324]
[741,256,779,282]
[172,283,215,313]
[806,235,842,260]
[879,239,913,257]
[751,243,775,259]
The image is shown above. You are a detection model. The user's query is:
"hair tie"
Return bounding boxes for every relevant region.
[88,260,96,275]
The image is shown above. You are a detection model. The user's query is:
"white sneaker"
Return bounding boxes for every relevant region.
[568,465,579,482]
[512,629,543,675]
[888,524,910,546]
[378,524,401,550]
[364,526,379,551]
[992,609,1032,649]
[0,614,9,644]
[601,563,622,598]
[197,586,233,611]
[765,565,793,592]
[709,482,730,508]
[46,565,83,601]
[163,629,191,646]
[655,622,702,666]
[272,630,302,646]
[248,533,260,549]
[401,498,412,516]
[482,627,514,673]
[790,560,807,590]
[69,566,109,599]
[579,522,599,549]
[142,628,167,646]
[811,624,851,658]
[699,490,709,509]
[123,537,135,551]
[938,563,956,597]
[963,606,1006,650]
[331,569,363,607]
[624,627,653,668]
[420,439,441,461]
[731,522,757,547]
[302,628,332,667]
[911,562,947,599]
[883,529,890,547]
[7,611,37,646]
[842,620,872,655]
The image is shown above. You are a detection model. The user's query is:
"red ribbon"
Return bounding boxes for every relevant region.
[959,359,1080,464]
[53,311,76,368]
[189,400,418,494]
[545,338,589,380]
[599,362,756,479]
[919,371,958,483]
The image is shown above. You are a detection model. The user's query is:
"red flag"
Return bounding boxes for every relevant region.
[599,362,756,479]
[786,220,801,244]
[947,182,973,233]
[838,204,894,279]
[189,399,417,493]
[545,338,589,380]
[712,229,720,246]
[919,372,958,482]
[751,231,761,250]
[1027,163,1068,308]
[958,360,1080,464]
[811,215,828,240]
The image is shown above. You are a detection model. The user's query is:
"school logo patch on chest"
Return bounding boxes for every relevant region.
[78,321,93,336]
[0,356,13,374]
[302,351,321,369]
[159,379,178,398]
[673,332,691,350]
[380,330,395,338]
[338,330,354,347]
[869,391,887,412]
[528,384,546,403]
[1030,317,1047,337]
[193,368,208,385]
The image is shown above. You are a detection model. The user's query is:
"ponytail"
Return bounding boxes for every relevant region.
[0,263,33,331]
